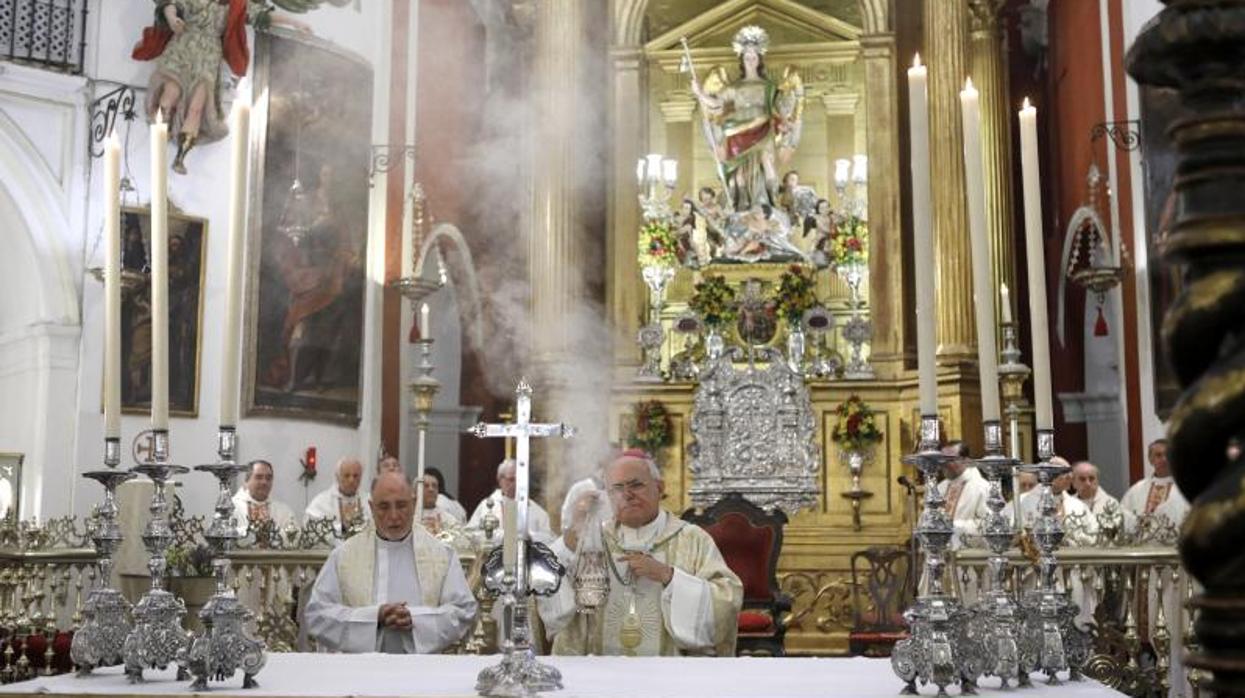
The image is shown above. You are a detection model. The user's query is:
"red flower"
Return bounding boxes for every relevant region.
[847,413,862,435]
[847,238,862,251]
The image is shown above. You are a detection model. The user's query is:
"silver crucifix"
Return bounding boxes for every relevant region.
[469,378,573,696]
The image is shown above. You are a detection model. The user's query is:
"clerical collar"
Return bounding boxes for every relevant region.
[376,530,412,544]
[1152,475,1174,484]
[239,491,268,505]
[618,509,666,549]
[337,489,359,501]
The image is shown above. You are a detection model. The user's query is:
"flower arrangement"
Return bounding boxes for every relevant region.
[774,265,818,325]
[689,274,737,327]
[828,214,868,269]
[627,400,672,456]
[637,219,680,268]
[165,541,215,577]
[830,395,883,452]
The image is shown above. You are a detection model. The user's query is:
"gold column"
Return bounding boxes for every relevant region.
[968,0,1018,336]
[925,0,976,363]
[608,47,645,369]
[860,34,906,376]
[530,0,592,366]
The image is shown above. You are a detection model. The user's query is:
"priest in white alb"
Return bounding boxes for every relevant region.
[1121,439,1190,525]
[937,441,992,548]
[539,450,742,656]
[305,457,370,537]
[468,459,553,543]
[232,460,297,536]
[305,471,477,653]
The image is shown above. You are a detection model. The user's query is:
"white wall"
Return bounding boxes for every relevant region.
[1121,0,1166,475]
[0,0,402,519]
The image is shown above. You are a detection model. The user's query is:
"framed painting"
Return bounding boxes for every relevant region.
[243,29,373,425]
[118,205,206,416]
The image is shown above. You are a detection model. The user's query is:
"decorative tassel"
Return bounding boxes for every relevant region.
[1094,305,1109,337]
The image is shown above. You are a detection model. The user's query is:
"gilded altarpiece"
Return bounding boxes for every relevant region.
[608,0,985,655]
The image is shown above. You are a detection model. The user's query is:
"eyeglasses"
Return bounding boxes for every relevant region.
[608,479,651,495]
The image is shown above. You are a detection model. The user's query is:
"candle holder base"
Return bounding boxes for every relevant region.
[71,465,136,675]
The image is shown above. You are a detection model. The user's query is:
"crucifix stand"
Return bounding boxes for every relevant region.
[470,379,573,697]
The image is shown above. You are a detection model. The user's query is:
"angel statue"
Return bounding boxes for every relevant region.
[684,26,808,264]
[689,26,805,214]
[131,0,347,174]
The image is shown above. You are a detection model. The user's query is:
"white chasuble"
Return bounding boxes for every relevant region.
[305,524,476,654]
[539,509,742,657]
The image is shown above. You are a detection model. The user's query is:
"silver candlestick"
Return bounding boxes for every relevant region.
[972,421,1026,687]
[71,438,137,674]
[123,430,191,682]
[892,415,982,696]
[183,426,266,690]
[1017,429,1087,683]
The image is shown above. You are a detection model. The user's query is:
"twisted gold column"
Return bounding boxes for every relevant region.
[1127,4,1245,695]
[968,0,1017,336]
[925,0,975,363]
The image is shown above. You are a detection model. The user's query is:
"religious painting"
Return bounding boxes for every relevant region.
[244,30,372,425]
[117,206,207,417]
[1138,86,1184,418]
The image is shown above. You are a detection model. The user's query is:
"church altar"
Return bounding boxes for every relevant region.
[3,654,1123,698]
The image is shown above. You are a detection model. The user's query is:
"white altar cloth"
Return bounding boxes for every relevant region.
[3,653,1124,698]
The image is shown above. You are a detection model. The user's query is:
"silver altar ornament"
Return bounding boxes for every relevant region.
[892,415,983,696]
[71,440,137,675]
[182,427,266,690]
[123,430,191,682]
[469,380,572,696]
[971,421,1026,687]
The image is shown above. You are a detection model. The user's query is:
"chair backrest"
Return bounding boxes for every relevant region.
[683,493,787,602]
[849,545,913,632]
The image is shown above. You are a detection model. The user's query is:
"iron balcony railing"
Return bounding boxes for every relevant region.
[1,0,87,74]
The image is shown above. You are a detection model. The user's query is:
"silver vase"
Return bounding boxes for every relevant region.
[786,325,806,374]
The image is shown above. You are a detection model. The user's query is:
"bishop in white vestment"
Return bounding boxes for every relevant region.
[305,472,476,654]
[539,452,742,657]
[305,457,371,537]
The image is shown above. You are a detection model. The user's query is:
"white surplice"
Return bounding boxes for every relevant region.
[305,486,371,537]
[304,526,476,654]
[936,466,992,548]
[231,489,297,536]
[467,489,553,543]
[538,509,742,657]
[1120,475,1190,525]
[437,494,467,524]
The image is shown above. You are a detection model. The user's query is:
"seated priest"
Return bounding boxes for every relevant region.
[539,450,743,656]
[305,457,370,537]
[1121,439,1189,525]
[419,471,463,534]
[305,471,477,653]
[937,440,991,548]
[1017,458,1099,546]
[468,459,553,543]
[233,459,298,536]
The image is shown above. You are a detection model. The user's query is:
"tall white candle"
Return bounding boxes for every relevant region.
[908,54,938,416]
[1019,99,1054,430]
[150,111,170,432]
[220,101,250,428]
[420,302,430,340]
[960,79,1002,423]
[103,132,122,440]
[502,498,517,572]
[1000,283,1014,325]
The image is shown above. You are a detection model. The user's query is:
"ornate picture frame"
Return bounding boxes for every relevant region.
[243,29,373,425]
[118,205,207,417]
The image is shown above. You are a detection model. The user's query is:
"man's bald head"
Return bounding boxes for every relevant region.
[1072,461,1099,501]
[370,471,415,540]
[336,457,363,497]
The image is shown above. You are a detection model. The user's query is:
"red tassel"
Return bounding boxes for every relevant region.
[1094,306,1109,337]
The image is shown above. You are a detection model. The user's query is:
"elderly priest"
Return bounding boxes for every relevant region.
[305,471,477,653]
[539,450,742,656]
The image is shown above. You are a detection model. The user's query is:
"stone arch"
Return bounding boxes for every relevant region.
[612,0,890,47]
[0,109,79,324]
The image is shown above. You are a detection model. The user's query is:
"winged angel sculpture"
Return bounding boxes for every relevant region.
[132,0,352,174]
[688,26,808,262]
